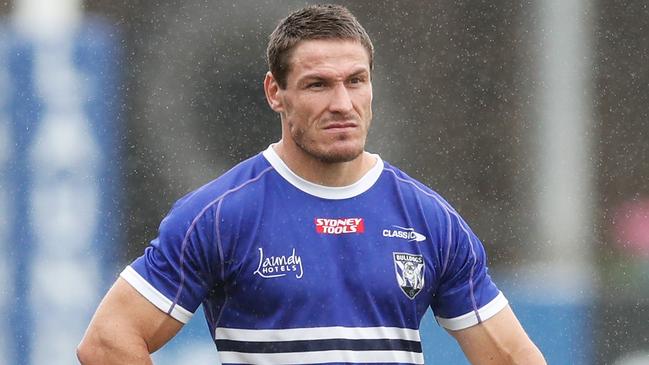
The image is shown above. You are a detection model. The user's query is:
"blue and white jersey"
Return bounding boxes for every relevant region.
[121,145,508,365]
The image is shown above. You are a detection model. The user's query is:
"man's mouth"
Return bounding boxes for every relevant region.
[323,122,357,130]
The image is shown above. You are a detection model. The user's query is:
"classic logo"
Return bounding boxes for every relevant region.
[383,225,427,242]
[393,252,425,299]
[254,247,304,279]
[315,218,365,234]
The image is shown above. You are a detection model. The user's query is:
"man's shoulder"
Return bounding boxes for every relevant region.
[382,161,435,195]
[167,152,273,219]
[381,161,455,212]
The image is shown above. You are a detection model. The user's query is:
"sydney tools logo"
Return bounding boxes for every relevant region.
[315,218,365,234]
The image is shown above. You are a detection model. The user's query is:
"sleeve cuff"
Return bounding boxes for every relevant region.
[120,266,194,323]
[435,292,508,331]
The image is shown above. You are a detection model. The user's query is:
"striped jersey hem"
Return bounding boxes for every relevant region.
[213,326,424,364]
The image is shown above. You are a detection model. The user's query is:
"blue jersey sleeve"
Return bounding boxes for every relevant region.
[120,195,220,323]
[430,209,508,331]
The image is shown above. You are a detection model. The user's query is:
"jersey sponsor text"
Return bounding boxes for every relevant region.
[383,226,427,242]
[254,247,304,279]
[315,217,365,234]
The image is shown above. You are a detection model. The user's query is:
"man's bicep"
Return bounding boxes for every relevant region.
[447,305,546,365]
[81,278,183,357]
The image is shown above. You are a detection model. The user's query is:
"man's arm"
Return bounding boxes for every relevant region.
[77,278,184,364]
[448,304,546,365]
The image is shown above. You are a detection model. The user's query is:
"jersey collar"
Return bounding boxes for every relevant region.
[262,144,384,200]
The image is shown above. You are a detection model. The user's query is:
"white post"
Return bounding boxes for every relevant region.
[12,0,82,40]
[527,0,596,301]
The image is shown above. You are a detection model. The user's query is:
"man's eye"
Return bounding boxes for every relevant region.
[308,82,324,88]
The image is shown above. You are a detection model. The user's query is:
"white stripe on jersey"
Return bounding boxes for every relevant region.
[120,266,193,323]
[214,325,422,342]
[436,291,508,331]
[217,350,425,365]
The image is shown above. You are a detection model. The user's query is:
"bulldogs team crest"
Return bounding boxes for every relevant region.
[393,252,425,299]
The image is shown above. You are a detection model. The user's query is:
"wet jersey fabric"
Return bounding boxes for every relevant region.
[122,145,508,365]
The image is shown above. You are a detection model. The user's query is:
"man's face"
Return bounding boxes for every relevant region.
[270,39,373,163]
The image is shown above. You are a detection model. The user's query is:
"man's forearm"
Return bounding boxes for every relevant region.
[77,331,153,365]
[506,342,547,365]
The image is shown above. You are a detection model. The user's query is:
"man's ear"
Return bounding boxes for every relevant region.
[264,72,284,113]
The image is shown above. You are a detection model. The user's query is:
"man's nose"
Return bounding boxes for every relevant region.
[328,83,353,113]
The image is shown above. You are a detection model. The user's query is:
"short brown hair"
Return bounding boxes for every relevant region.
[267,4,374,89]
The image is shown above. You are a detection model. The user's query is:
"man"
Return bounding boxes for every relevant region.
[78,4,546,364]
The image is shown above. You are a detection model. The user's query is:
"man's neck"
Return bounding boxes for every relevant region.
[272,141,375,187]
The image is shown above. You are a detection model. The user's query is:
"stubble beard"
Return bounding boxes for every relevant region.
[291,124,366,164]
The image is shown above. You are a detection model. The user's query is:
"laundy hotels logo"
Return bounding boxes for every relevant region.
[315,217,365,234]
[254,247,304,279]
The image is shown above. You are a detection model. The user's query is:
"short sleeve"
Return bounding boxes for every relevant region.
[120,199,220,323]
[431,211,508,331]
